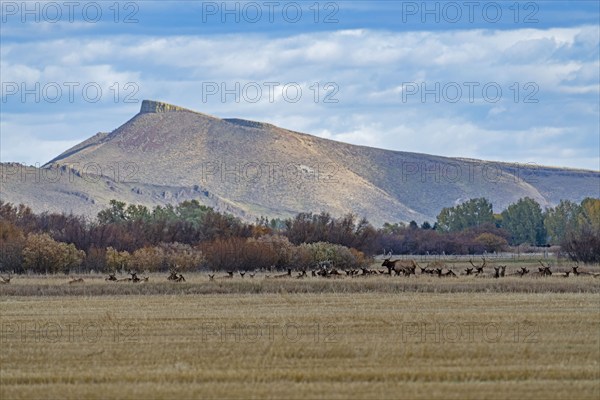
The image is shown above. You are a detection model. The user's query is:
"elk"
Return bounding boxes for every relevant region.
[0,274,12,284]
[208,274,215,281]
[297,270,307,279]
[538,261,552,276]
[239,271,246,278]
[382,254,418,276]
[361,267,376,276]
[470,258,486,275]
[517,267,529,277]
[130,272,140,283]
[167,270,186,282]
[463,268,473,276]
[68,277,84,284]
[404,265,417,276]
[571,265,599,277]
[249,273,255,278]
[105,274,117,281]
[499,266,506,277]
[273,269,292,278]
[493,267,500,279]
[436,268,456,277]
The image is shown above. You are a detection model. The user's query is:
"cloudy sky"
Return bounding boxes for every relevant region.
[1,1,599,170]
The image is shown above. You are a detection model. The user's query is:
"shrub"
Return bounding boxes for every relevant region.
[23,233,85,274]
[473,233,508,253]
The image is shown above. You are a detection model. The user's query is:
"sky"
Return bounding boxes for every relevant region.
[1,1,599,170]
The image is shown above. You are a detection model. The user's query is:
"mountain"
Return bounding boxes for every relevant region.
[2,100,599,226]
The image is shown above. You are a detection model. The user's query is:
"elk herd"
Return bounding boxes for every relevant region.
[202,255,600,281]
[0,256,598,285]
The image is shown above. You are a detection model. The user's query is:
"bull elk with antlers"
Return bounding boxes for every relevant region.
[167,269,186,282]
[382,253,417,276]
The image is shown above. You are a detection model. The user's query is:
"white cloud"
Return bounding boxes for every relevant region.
[1,25,598,170]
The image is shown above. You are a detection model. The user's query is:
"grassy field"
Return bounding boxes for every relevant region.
[1,260,599,399]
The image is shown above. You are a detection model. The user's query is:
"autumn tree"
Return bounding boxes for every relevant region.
[105,247,131,273]
[129,246,165,272]
[22,233,85,274]
[160,242,204,272]
[473,232,508,253]
[0,220,26,273]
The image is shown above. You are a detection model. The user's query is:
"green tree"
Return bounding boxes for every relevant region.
[562,198,600,263]
[381,222,406,235]
[501,197,546,246]
[436,198,494,232]
[151,204,177,222]
[175,200,210,227]
[125,204,151,222]
[97,200,127,224]
[577,197,600,231]
[544,200,581,244]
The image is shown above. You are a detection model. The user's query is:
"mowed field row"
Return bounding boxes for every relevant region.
[1,292,599,399]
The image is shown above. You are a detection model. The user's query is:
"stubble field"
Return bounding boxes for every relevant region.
[1,262,599,399]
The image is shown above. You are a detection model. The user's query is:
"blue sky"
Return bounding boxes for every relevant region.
[1,1,599,170]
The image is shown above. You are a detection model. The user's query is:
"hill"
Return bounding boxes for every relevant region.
[2,100,598,225]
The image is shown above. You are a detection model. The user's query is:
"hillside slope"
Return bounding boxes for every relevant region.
[3,100,598,225]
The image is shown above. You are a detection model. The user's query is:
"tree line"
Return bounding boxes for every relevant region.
[435,197,599,262]
[1,196,598,274]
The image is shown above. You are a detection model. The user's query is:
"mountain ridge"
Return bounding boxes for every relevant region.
[3,100,599,226]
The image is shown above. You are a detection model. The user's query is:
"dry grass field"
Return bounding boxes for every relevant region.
[1,260,599,399]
